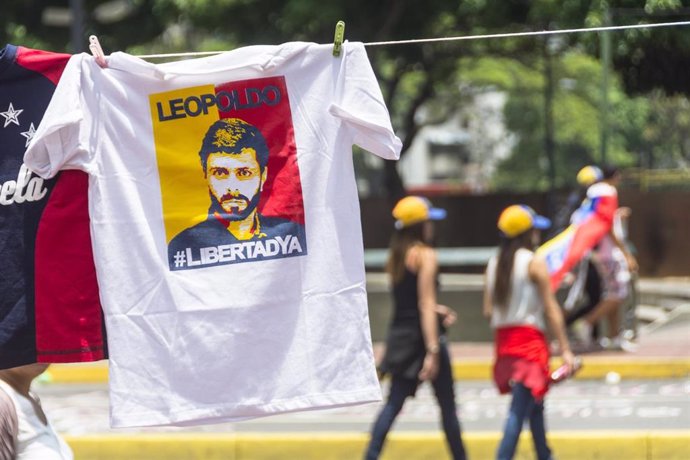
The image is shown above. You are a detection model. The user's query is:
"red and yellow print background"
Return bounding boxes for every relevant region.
[149,76,305,243]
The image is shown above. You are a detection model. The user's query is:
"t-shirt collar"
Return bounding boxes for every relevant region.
[105,42,317,80]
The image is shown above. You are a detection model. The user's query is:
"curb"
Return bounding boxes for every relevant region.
[45,357,690,384]
[64,430,690,460]
[453,357,690,380]
[44,362,109,384]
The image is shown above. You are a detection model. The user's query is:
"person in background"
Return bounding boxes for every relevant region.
[570,166,638,350]
[561,166,605,341]
[0,363,73,460]
[364,196,467,460]
[551,165,603,236]
[484,205,575,460]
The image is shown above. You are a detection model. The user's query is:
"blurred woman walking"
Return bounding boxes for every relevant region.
[484,205,575,460]
[364,196,467,460]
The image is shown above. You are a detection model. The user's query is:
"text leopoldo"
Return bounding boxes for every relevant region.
[155,85,281,122]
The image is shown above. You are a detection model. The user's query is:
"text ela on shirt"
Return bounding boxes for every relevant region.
[0,164,47,206]
[156,85,282,122]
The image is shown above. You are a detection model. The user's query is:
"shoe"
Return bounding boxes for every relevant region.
[619,337,638,352]
[571,320,593,347]
[600,335,638,352]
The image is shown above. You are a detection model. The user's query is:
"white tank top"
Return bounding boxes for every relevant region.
[0,381,73,460]
[486,248,546,331]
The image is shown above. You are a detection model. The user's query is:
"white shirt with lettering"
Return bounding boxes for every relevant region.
[25,42,401,427]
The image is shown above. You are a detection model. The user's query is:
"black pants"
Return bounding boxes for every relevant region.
[364,343,467,459]
[566,260,602,339]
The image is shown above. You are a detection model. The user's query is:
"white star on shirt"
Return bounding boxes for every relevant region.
[1,103,24,128]
[20,122,36,147]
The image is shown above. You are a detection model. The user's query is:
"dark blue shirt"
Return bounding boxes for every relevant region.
[0,44,104,368]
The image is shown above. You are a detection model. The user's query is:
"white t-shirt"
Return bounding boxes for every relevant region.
[486,248,546,331]
[0,381,73,460]
[25,42,401,427]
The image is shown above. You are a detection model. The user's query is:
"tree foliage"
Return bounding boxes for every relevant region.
[585,0,690,95]
[1,0,166,52]
[3,0,689,195]
[460,51,649,190]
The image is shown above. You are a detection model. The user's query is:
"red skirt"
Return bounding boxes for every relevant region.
[493,326,550,400]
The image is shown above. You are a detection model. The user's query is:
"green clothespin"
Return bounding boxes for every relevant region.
[333,21,345,57]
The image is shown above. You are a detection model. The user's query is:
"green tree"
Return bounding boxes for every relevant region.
[640,91,690,168]
[585,0,690,95]
[460,51,646,191]
[5,0,689,196]
[1,0,166,52]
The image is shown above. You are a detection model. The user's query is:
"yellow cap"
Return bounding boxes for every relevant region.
[392,196,447,229]
[497,205,551,238]
[576,165,603,186]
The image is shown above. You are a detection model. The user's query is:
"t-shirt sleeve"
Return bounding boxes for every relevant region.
[329,42,402,160]
[24,54,94,178]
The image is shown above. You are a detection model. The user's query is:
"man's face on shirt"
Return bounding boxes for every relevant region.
[206,148,266,220]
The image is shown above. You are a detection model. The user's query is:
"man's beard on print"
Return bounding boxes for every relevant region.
[209,190,262,222]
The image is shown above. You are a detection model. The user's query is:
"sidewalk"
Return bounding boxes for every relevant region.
[447,300,690,380]
[46,339,690,385]
[46,308,690,384]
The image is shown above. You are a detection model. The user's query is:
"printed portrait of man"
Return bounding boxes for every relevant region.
[167,118,306,270]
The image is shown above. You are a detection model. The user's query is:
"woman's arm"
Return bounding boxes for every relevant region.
[610,208,638,272]
[529,255,575,369]
[414,246,441,381]
[482,269,493,319]
[435,304,457,328]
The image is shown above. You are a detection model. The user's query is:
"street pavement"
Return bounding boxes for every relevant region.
[38,276,689,436]
[37,378,690,435]
[32,277,690,459]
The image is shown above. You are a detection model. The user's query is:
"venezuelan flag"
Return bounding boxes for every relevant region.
[538,183,618,291]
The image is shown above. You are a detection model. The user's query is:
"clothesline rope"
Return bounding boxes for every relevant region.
[134,20,690,59]
[365,19,690,46]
